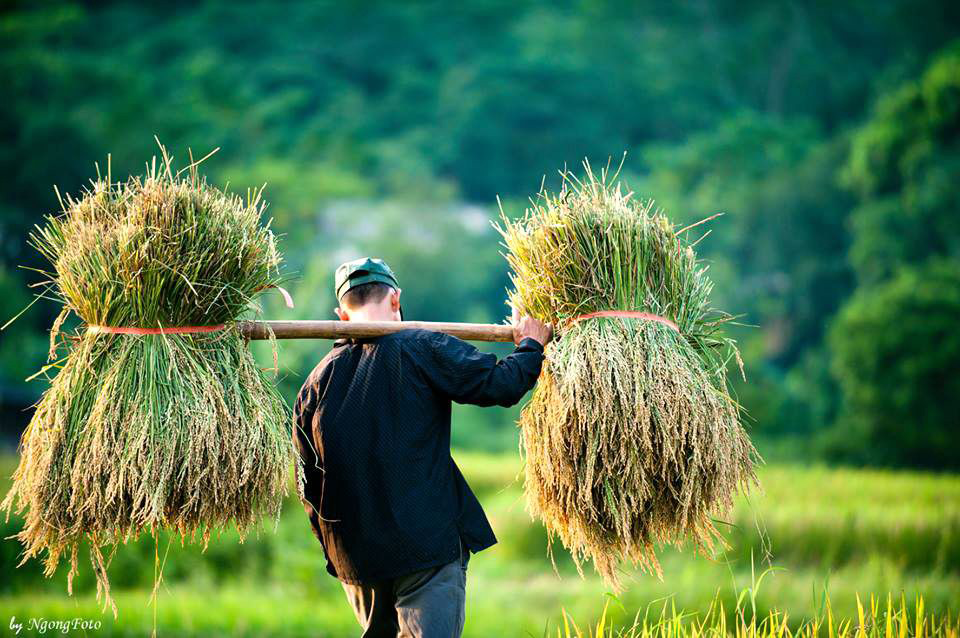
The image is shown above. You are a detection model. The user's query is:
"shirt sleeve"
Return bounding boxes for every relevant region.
[412,331,545,408]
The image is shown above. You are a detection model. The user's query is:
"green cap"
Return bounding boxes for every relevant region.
[335,257,400,301]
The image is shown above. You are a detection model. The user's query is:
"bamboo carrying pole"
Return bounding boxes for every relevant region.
[239,320,515,342]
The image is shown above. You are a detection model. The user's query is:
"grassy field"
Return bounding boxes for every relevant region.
[1,452,958,636]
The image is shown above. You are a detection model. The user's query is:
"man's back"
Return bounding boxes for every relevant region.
[294,328,544,584]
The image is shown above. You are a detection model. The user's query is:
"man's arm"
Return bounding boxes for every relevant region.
[412,316,552,408]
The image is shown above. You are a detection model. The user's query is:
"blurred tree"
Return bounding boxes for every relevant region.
[822,42,960,466]
[639,115,854,364]
[828,259,960,469]
[637,114,855,438]
[2,1,960,457]
[842,42,960,285]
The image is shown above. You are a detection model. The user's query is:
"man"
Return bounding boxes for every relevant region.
[293,257,552,638]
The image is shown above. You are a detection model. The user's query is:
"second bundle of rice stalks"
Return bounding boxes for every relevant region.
[1,148,291,611]
[497,164,758,589]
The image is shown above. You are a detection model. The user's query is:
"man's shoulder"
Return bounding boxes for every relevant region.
[367,327,444,346]
[389,328,468,351]
[302,343,350,386]
[306,330,435,367]
[391,328,440,341]
[385,328,474,363]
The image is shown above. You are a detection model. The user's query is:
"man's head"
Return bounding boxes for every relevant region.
[334,257,402,322]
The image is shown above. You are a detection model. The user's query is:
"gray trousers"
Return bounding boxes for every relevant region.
[341,542,470,638]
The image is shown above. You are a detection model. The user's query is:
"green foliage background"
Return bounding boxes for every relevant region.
[1,0,958,467]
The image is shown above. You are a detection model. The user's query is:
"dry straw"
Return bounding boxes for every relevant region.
[1,144,291,613]
[497,161,759,589]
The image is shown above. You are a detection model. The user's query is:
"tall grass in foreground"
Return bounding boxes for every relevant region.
[1,145,291,613]
[558,593,957,638]
[497,162,757,590]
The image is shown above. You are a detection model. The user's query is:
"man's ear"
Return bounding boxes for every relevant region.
[335,306,349,321]
[390,288,402,312]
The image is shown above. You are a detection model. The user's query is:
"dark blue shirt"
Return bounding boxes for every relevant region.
[293,328,544,584]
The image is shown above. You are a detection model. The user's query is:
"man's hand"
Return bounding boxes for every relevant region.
[511,305,553,347]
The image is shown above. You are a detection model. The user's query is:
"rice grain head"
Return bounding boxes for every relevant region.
[1,145,291,613]
[496,161,758,590]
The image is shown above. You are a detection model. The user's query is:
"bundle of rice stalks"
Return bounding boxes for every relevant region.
[497,162,758,590]
[1,146,291,611]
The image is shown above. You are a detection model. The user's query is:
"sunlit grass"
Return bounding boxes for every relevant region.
[556,591,959,638]
[2,574,955,638]
[1,452,958,636]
